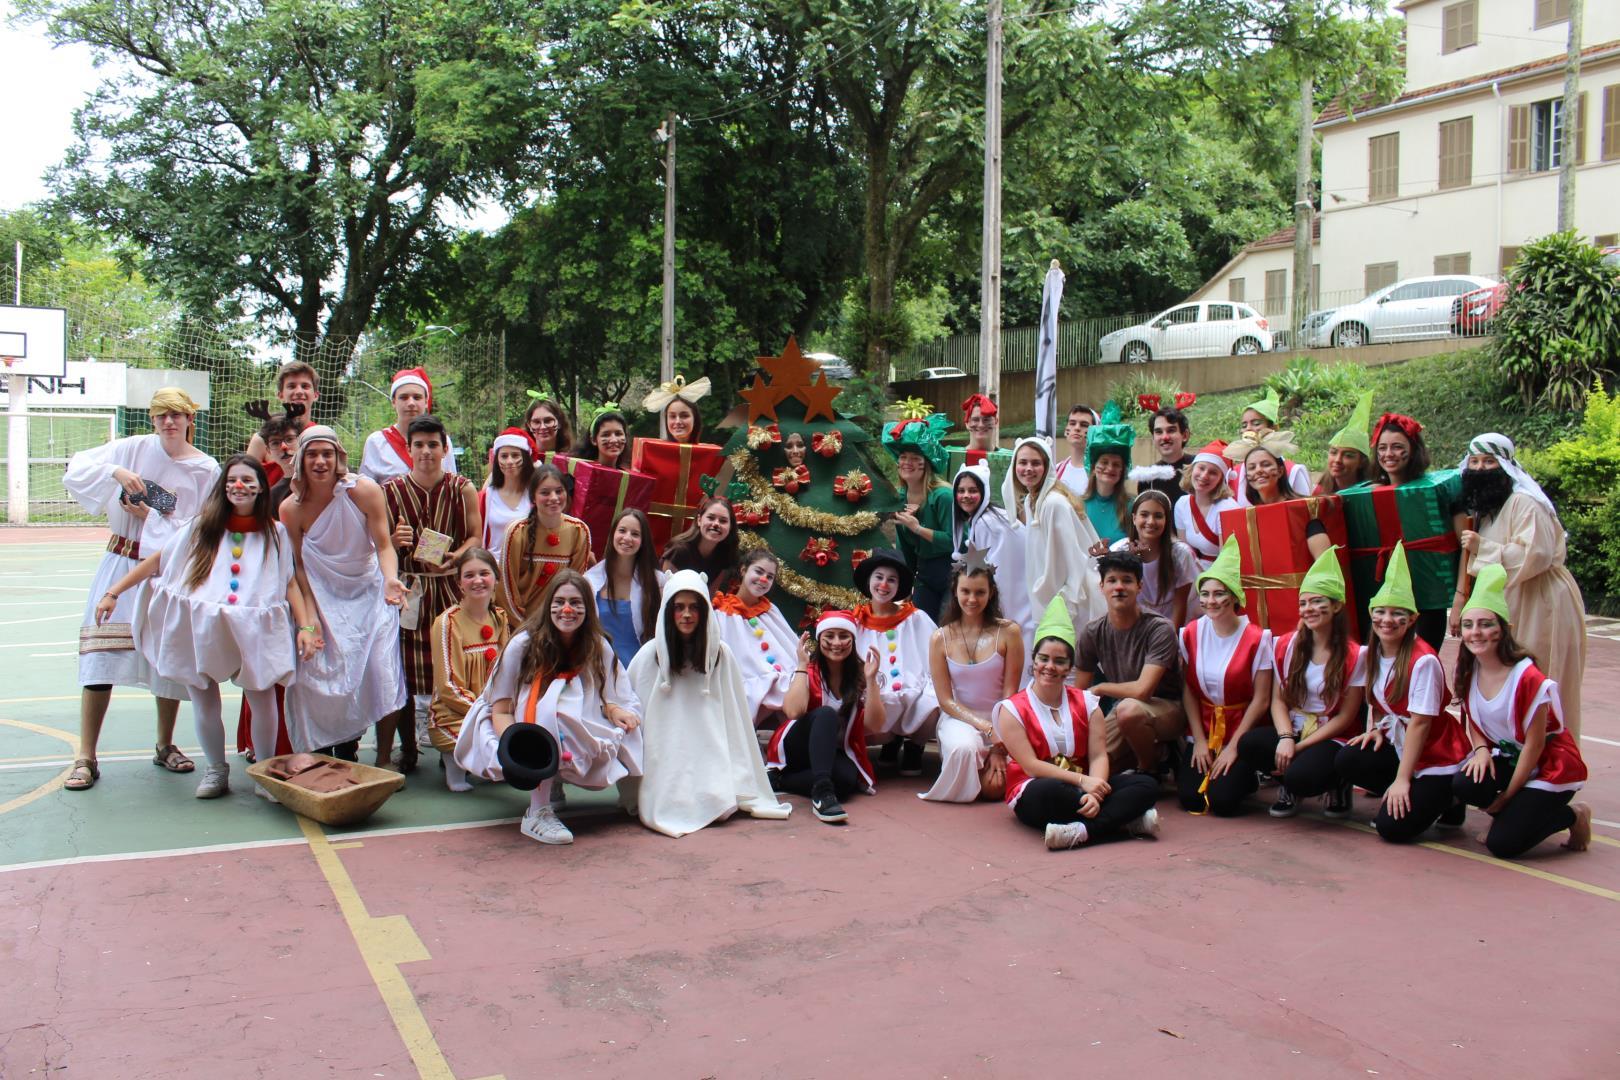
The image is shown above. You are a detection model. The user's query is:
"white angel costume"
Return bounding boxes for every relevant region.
[626,570,791,837]
[951,461,1027,636]
[1001,437,1107,646]
[285,475,407,751]
[64,433,220,692]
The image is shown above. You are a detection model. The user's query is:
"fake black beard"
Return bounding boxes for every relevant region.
[1460,467,1515,519]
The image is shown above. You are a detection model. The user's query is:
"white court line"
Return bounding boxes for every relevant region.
[0,600,82,608]
[1598,819,1620,830]
[1584,735,1620,748]
[30,653,76,658]
[0,640,75,650]
[0,614,80,626]
[0,586,91,593]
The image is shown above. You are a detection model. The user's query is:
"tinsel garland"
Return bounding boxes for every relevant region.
[738,528,862,610]
[730,450,883,535]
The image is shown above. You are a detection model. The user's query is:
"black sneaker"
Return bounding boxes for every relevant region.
[898,740,924,777]
[1438,799,1467,828]
[810,781,849,824]
[1324,781,1354,819]
[877,740,901,769]
[1269,787,1298,818]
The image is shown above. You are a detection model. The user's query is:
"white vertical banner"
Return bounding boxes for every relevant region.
[1034,260,1064,442]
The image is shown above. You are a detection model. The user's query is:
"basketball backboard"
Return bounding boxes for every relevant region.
[0,305,68,378]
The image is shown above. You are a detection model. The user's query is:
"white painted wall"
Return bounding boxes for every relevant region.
[1400,0,1620,94]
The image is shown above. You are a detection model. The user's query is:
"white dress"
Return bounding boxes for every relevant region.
[626,570,791,837]
[858,606,940,740]
[455,631,643,789]
[284,478,407,751]
[138,520,297,692]
[359,428,460,483]
[482,485,531,561]
[63,434,220,691]
[950,461,1028,647]
[711,600,798,723]
[920,647,1007,802]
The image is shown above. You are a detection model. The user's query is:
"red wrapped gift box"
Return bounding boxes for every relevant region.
[542,453,657,560]
[1219,496,1359,639]
[630,438,726,554]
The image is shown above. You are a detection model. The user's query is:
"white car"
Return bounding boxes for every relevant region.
[918,366,969,380]
[1302,274,1497,349]
[1098,301,1273,364]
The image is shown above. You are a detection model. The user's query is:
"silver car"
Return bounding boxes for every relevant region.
[1304,274,1497,349]
[1098,301,1273,364]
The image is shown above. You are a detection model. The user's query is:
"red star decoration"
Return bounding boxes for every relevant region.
[797,371,841,423]
[740,373,787,422]
[756,336,821,398]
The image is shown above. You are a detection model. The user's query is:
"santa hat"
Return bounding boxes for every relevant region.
[490,426,538,459]
[389,367,432,408]
[815,610,860,640]
[1191,440,1229,470]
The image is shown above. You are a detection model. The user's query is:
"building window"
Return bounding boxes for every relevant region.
[1442,1,1477,54]
[1438,117,1474,189]
[1434,252,1472,275]
[1595,234,1618,248]
[1510,95,1587,172]
[1500,247,1522,274]
[1264,269,1288,314]
[1604,85,1619,162]
[1534,0,1570,30]
[1365,263,1398,295]
[1228,278,1246,302]
[1369,133,1399,200]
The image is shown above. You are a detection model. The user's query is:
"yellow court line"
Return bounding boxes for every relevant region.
[1590,834,1620,851]
[0,719,78,816]
[296,816,505,1080]
[1340,819,1619,903]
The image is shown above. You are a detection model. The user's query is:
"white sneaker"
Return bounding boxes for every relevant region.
[520,804,574,845]
[1044,821,1089,850]
[195,763,230,799]
[253,783,279,804]
[1126,807,1161,838]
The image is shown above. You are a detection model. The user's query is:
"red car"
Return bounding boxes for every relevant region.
[1454,246,1620,335]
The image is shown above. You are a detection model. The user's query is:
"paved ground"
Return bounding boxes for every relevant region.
[2,527,1618,1079]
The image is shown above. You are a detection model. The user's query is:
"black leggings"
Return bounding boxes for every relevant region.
[773,706,865,798]
[912,556,952,623]
[1013,772,1158,842]
[1236,728,1342,798]
[1453,767,1577,859]
[1334,742,1454,842]
[1177,741,1258,816]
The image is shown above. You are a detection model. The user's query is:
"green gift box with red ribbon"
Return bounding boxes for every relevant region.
[541,452,657,560]
[1341,470,1463,613]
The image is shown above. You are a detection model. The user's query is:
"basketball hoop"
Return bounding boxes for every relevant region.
[1,357,16,369]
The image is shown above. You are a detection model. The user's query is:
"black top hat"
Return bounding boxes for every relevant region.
[853,547,914,601]
[497,722,562,791]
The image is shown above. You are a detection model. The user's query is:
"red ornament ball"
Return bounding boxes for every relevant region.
[484,647,498,662]
[230,563,241,574]
[480,624,494,640]
[546,532,560,546]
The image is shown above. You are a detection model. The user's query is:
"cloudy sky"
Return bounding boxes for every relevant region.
[1,2,101,211]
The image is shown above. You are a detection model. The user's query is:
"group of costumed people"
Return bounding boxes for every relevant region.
[61,362,1592,857]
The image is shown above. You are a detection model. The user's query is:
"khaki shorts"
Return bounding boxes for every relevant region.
[1103,697,1186,769]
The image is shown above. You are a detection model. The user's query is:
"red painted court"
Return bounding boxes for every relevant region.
[2,528,1617,1078]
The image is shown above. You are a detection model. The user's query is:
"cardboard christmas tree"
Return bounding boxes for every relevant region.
[718,338,906,627]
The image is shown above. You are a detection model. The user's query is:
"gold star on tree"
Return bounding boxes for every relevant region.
[756,336,821,398]
[740,373,787,422]
[798,371,841,423]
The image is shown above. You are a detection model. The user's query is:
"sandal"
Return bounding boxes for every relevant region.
[153,743,195,773]
[65,759,100,791]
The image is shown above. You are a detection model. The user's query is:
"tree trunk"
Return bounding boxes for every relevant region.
[862,135,895,376]
[1291,71,1315,350]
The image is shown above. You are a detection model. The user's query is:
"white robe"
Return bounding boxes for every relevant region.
[626,570,791,837]
[63,434,219,692]
[138,519,297,692]
[1002,437,1107,646]
[455,630,643,789]
[284,477,407,751]
[858,606,940,740]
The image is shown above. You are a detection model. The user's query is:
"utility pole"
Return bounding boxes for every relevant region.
[656,113,677,436]
[1557,0,1583,232]
[979,0,1003,425]
[7,243,27,524]
[1291,72,1315,350]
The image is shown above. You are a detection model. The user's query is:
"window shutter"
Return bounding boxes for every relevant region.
[1576,91,1588,166]
[1605,85,1620,162]
[1508,105,1530,173]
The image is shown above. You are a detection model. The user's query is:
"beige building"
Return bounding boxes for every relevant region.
[1196,0,1620,310]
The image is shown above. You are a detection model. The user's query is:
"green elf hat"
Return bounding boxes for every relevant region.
[882,412,953,476]
[1462,563,1512,624]
[1367,540,1417,613]
[1244,386,1281,426]
[1328,391,1374,459]
[1086,400,1136,471]
[1196,535,1246,607]
[1299,544,1347,602]
[1032,594,1076,653]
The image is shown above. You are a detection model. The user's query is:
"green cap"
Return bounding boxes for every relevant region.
[1196,535,1246,607]
[1086,400,1136,471]
[1367,541,1417,613]
[1245,387,1281,426]
[1328,391,1373,458]
[1033,594,1076,653]
[1299,544,1347,602]
[1462,563,1512,624]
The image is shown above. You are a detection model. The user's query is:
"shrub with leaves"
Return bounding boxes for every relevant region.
[1523,383,1620,611]
[1263,356,1369,419]
[1491,231,1620,408]
[1112,369,1185,419]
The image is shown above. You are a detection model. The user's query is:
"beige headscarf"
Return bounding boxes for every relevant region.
[289,425,349,501]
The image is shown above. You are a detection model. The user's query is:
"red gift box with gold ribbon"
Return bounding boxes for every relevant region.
[630,438,726,553]
[1218,495,1358,639]
[542,453,657,560]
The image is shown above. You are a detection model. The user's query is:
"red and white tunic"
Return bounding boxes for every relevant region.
[1462,658,1586,792]
[1274,631,1366,742]
[764,665,876,794]
[1369,639,1470,777]
[1174,494,1238,566]
[993,686,1099,807]
[1180,617,1272,751]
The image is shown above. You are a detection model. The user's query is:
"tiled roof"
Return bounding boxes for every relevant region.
[1244,219,1321,252]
